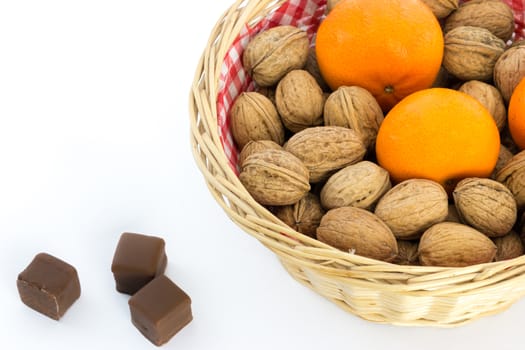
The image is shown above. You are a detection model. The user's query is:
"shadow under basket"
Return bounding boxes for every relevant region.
[189,0,525,327]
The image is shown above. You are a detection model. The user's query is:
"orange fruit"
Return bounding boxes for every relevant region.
[375,88,500,192]
[315,0,444,112]
[508,76,525,150]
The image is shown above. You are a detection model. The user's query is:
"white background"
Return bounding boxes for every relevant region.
[0,1,523,349]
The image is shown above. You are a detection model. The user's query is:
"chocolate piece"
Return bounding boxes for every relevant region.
[17,253,81,320]
[111,232,167,295]
[128,275,192,346]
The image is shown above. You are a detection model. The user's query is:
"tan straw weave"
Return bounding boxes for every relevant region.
[189,0,525,327]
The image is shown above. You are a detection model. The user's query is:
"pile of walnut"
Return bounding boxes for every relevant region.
[232,0,525,267]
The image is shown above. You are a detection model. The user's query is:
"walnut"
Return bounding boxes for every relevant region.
[493,231,524,261]
[496,150,525,208]
[275,70,325,133]
[316,206,398,262]
[374,179,449,240]
[243,25,309,87]
[273,192,325,238]
[239,148,310,206]
[458,80,506,131]
[418,222,497,267]
[320,161,391,210]
[323,86,384,149]
[443,26,506,81]
[230,92,285,149]
[284,126,366,183]
[304,47,330,92]
[453,177,517,237]
[491,144,514,179]
[238,140,282,168]
[444,0,515,42]
[494,44,525,102]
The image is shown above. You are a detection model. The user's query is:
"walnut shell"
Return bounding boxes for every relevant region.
[491,144,514,179]
[273,192,325,238]
[453,177,517,237]
[275,69,324,133]
[304,47,330,92]
[374,179,449,240]
[494,44,525,102]
[243,25,309,87]
[443,26,506,81]
[496,150,525,208]
[239,148,310,206]
[320,161,391,210]
[458,80,506,131]
[392,240,419,265]
[444,0,514,42]
[420,0,459,19]
[418,222,497,267]
[316,206,398,262]
[323,86,384,149]
[230,92,285,149]
[493,231,524,261]
[284,126,367,183]
[238,140,282,168]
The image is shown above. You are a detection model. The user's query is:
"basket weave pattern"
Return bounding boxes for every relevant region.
[190,0,525,326]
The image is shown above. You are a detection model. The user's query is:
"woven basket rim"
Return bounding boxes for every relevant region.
[189,0,525,326]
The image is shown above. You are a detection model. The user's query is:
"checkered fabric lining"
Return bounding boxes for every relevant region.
[506,0,525,39]
[216,0,525,175]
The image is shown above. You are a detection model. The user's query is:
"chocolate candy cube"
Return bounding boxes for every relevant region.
[128,275,192,346]
[17,253,81,320]
[111,232,167,295]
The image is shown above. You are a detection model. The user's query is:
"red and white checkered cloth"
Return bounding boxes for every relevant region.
[216,0,525,174]
[503,0,525,38]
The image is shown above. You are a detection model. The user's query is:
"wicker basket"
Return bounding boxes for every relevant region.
[189,0,525,327]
